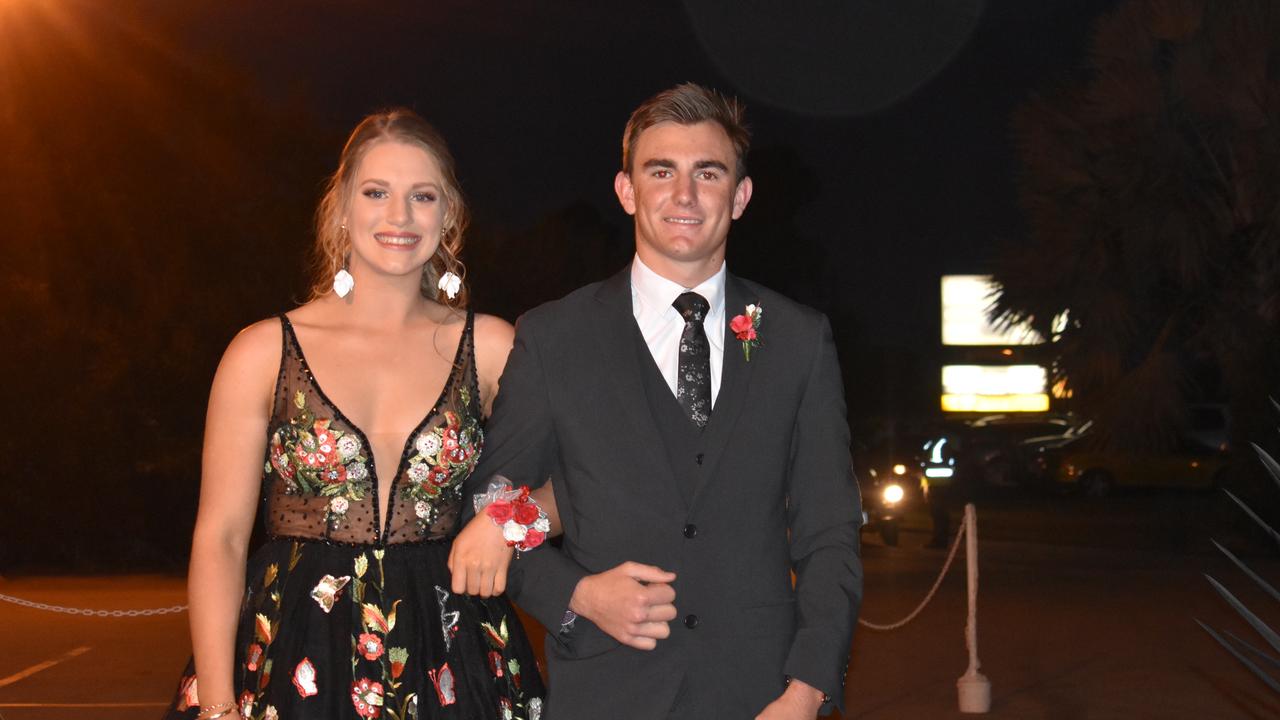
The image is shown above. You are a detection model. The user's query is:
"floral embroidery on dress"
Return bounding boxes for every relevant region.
[309,574,351,613]
[435,586,460,652]
[428,663,457,706]
[235,542,300,717]
[350,549,418,720]
[352,677,385,718]
[400,409,482,528]
[293,658,318,698]
[477,615,541,718]
[266,391,371,530]
[176,675,199,710]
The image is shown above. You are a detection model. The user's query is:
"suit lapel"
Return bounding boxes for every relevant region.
[689,274,757,507]
[590,266,687,511]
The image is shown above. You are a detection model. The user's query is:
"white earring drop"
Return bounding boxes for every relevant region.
[333,225,354,298]
[437,271,462,300]
[333,266,354,298]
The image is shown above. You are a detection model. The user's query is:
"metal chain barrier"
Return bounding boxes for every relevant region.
[858,518,966,631]
[0,592,187,618]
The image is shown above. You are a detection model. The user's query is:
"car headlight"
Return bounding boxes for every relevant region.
[892,463,907,476]
[882,483,905,505]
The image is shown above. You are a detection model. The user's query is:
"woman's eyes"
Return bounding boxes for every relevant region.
[361,188,436,202]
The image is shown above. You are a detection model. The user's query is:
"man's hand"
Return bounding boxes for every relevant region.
[755,678,825,720]
[448,512,515,597]
[568,562,677,650]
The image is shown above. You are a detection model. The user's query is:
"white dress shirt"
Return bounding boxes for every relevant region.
[630,256,726,407]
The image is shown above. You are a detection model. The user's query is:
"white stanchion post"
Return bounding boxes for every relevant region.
[957,503,991,713]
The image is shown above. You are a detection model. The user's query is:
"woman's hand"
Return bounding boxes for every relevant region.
[448,512,516,597]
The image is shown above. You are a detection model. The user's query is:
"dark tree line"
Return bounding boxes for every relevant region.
[992,0,1280,468]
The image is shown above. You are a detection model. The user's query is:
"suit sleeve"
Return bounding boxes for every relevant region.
[782,314,863,714]
[466,313,606,654]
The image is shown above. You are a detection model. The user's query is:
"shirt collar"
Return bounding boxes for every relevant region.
[631,255,726,321]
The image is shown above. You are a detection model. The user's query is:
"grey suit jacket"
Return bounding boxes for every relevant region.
[468,266,862,718]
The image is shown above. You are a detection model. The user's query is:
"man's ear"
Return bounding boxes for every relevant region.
[731,175,753,220]
[614,171,637,215]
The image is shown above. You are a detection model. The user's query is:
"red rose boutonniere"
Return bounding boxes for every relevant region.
[730,303,762,361]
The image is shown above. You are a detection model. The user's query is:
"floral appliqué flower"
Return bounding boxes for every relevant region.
[730,303,763,361]
[400,410,482,528]
[358,632,385,661]
[351,677,385,718]
[266,392,371,529]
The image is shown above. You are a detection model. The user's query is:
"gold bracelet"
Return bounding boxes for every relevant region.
[196,701,236,720]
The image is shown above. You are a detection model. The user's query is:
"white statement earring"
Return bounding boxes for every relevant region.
[437,271,462,300]
[333,224,354,298]
[333,263,354,298]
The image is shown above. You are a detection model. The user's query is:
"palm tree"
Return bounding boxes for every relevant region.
[991,0,1280,453]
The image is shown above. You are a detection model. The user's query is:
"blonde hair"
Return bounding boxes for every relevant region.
[309,108,470,305]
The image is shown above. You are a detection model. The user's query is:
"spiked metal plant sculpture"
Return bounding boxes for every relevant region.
[1199,417,1280,693]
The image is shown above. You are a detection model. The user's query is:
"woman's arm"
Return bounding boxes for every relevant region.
[449,478,561,597]
[449,313,560,597]
[187,321,278,716]
[472,313,515,419]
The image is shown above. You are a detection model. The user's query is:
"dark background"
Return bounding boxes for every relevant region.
[0,0,1121,569]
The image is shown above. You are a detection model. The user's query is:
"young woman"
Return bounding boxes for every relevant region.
[167,109,546,720]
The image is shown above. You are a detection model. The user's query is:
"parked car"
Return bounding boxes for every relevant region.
[1043,434,1229,496]
[919,413,1081,491]
[1017,420,1094,487]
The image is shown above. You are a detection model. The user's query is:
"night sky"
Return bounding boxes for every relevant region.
[164,0,1117,343]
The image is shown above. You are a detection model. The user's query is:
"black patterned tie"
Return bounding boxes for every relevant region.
[673,292,712,428]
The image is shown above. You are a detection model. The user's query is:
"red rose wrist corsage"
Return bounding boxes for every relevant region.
[473,476,550,553]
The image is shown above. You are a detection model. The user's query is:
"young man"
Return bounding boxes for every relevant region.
[470,83,862,719]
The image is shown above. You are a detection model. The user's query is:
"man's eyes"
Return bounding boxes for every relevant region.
[649,169,720,180]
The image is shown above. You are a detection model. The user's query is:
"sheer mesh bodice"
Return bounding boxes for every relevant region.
[265,311,483,546]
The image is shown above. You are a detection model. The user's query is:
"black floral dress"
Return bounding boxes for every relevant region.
[165,311,544,720]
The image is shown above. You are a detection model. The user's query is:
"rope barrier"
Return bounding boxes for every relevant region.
[4,508,974,630]
[858,516,966,631]
[0,592,186,618]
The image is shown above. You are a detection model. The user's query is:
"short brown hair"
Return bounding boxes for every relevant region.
[310,108,469,304]
[621,83,750,179]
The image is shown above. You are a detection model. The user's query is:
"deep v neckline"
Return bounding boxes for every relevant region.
[280,312,470,543]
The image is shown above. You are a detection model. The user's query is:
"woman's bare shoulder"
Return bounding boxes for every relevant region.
[472,312,515,345]
[215,316,285,383]
[472,313,515,359]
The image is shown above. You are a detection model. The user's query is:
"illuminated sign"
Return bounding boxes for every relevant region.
[941,364,1049,413]
[941,275,1043,346]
